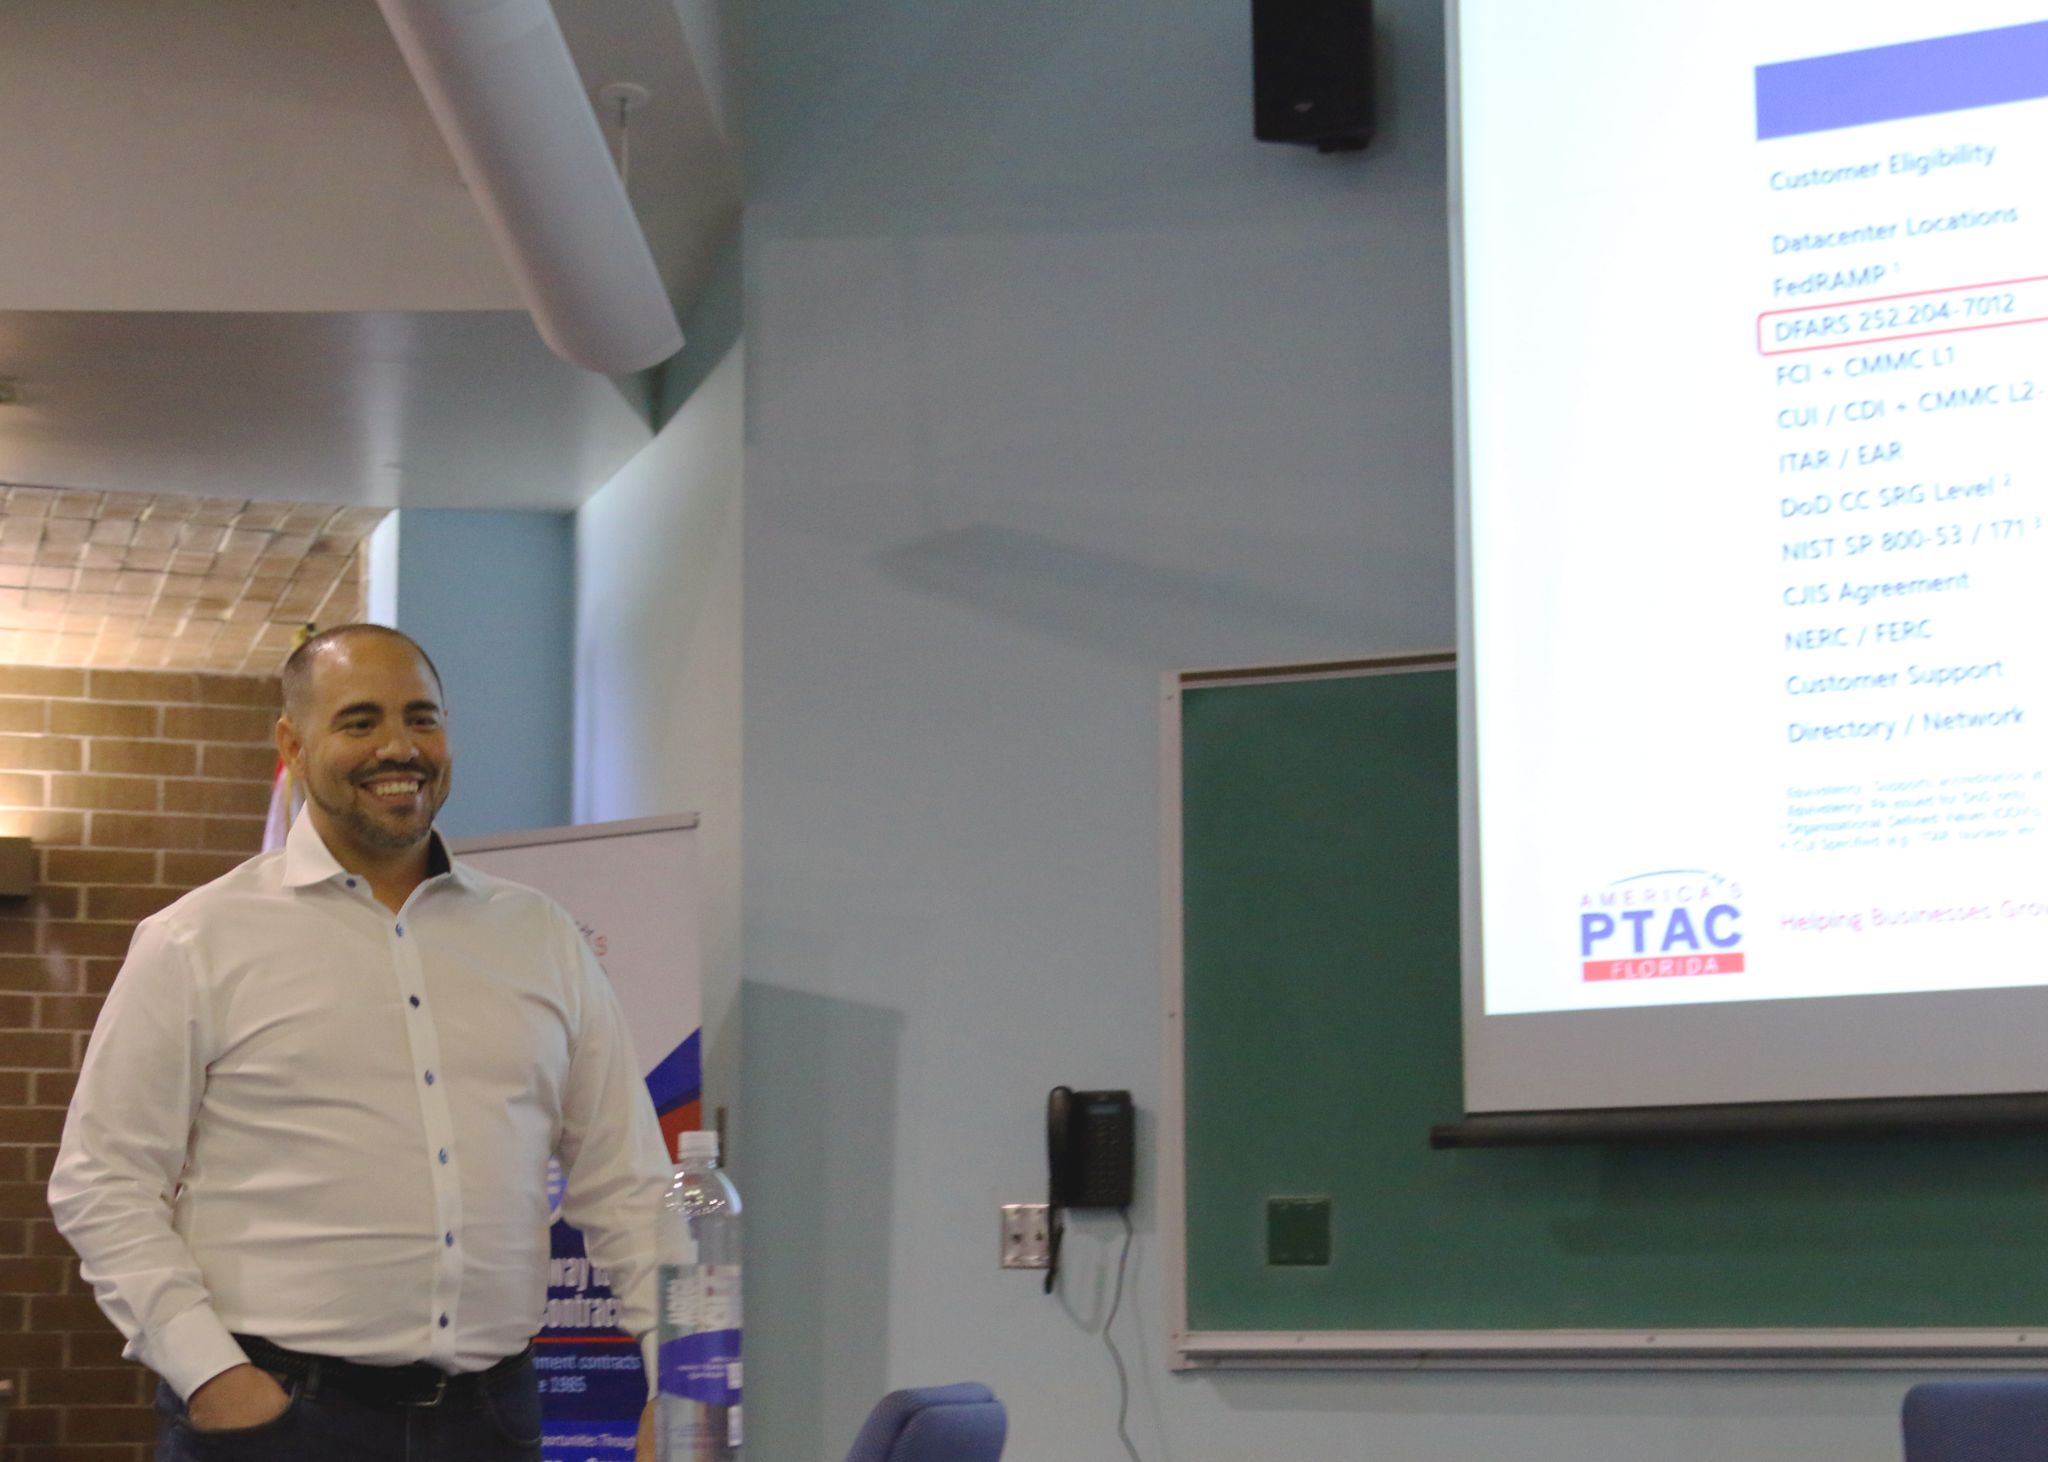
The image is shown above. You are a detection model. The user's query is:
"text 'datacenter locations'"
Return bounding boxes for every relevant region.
[1760,274,2048,356]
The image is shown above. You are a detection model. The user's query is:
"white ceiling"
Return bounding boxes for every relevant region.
[0,0,741,509]
[0,311,657,509]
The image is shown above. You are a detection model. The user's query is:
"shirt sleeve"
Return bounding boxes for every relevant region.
[47,917,249,1400]
[551,914,672,1383]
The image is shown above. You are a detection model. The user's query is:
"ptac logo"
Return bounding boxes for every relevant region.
[1579,870,1746,983]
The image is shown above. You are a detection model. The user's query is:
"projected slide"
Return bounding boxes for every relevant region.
[1465,5,2048,1021]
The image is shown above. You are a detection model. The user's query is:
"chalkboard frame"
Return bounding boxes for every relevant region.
[1161,656,2048,1370]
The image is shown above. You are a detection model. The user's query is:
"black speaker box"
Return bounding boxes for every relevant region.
[1252,0,1374,152]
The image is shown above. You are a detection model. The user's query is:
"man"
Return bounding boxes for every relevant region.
[49,625,670,1460]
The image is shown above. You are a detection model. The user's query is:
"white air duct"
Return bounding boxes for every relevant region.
[376,0,684,374]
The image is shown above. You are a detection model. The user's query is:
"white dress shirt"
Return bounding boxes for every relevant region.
[48,811,671,1401]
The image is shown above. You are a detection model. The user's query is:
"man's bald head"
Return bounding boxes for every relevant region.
[280,625,444,724]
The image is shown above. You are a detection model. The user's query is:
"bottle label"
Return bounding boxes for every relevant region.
[658,1264,743,1406]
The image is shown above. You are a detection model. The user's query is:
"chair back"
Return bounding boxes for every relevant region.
[1903,1379,2048,1461]
[843,1382,1007,1462]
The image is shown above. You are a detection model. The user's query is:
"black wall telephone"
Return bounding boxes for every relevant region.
[1047,1086,1136,1207]
[1043,1086,1135,1293]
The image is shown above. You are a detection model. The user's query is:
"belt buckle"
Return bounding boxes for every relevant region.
[408,1373,448,1409]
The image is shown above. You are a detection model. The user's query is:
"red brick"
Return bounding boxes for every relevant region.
[30,1071,75,1107]
[44,850,155,885]
[0,771,45,806]
[0,1182,60,1217]
[161,852,242,886]
[0,1112,62,1148]
[83,887,177,922]
[199,744,275,780]
[17,811,84,847]
[0,1255,71,1294]
[63,1403,158,1444]
[49,703,158,738]
[86,814,205,851]
[7,1406,59,1445]
[23,1217,63,1263]
[161,780,268,817]
[64,1326,129,1368]
[86,669,197,703]
[23,1365,139,1404]
[0,1325,51,1366]
[0,1033,78,1071]
[35,995,101,1032]
[8,887,79,922]
[0,922,37,956]
[162,706,274,743]
[87,740,193,777]
[47,776,157,813]
[82,960,125,994]
[0,957,76,995]
[196,674,280,708]
[0,667,83,697]
[40,925,136,961]
[0,737,81,772]
[0,1072,31,1104]
[201,817,265,854]
[0,993,36,1027]
[0,698,47,733]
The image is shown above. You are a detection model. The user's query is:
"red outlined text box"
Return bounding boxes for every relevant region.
[1758,274,2048,356]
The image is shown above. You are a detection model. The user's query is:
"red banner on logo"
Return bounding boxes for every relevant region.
[1582,953,1746,982]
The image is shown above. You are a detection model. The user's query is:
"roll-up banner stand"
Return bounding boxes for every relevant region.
[455,815,702,1462]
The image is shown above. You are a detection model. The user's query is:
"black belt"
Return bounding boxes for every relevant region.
[233,1334,530,1409]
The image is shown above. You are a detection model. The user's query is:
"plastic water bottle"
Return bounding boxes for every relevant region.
[657,1128,743,1461]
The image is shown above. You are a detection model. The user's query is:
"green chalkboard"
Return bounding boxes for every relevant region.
[1171,660,2048,1360]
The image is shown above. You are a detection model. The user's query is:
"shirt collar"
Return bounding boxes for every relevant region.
[281,807,472,894]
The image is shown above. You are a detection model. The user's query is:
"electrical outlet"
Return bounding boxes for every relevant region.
[1000,1203,1052,1269]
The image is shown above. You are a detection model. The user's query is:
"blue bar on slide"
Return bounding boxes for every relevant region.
[1756,19,2048,141]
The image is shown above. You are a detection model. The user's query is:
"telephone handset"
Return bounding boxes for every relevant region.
[1044,1086,1136,1292]
[1047,1086,1135,1208]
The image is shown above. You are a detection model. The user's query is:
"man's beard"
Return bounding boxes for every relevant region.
[307,766,447,852]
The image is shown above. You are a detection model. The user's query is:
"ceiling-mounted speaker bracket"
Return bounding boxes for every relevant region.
[597,81,652,118]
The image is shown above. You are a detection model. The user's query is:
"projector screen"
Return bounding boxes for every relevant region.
[1456,1,2048,1114]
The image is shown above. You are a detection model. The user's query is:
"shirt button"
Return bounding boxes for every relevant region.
[438,1314,449,1329]
[438,1149,449,1164]
[396,924,405,937]
[409,995,421,1008]
[345,879,357,889]
[445,1232,455,1247]
[424,1070,435,1085]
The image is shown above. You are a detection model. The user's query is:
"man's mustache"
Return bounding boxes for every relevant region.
[351,763,439,783]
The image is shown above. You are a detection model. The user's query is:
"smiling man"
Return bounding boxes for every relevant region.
[49,625,669,1461]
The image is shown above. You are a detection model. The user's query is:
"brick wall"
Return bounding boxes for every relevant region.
[0,665,279,1460]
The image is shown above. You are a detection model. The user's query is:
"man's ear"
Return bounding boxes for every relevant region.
[275,715,303,774]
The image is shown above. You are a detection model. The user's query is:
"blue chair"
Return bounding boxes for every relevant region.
[1903,1379,2048,1461]
[843,1382,1007,1462]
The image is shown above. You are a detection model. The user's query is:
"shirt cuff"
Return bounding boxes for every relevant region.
[148,1305,251,1402]
[640,1331,659,1401]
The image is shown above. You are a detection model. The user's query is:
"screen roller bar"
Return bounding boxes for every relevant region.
[1431,1091,2048,1148]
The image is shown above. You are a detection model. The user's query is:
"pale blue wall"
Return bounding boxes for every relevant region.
[394,508,574,839]
[738,0,1921,1459]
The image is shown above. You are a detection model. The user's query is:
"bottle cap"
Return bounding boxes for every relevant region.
[674,1129,720,1164]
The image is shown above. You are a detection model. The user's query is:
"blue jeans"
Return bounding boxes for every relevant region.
[154,1352,544,1462]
